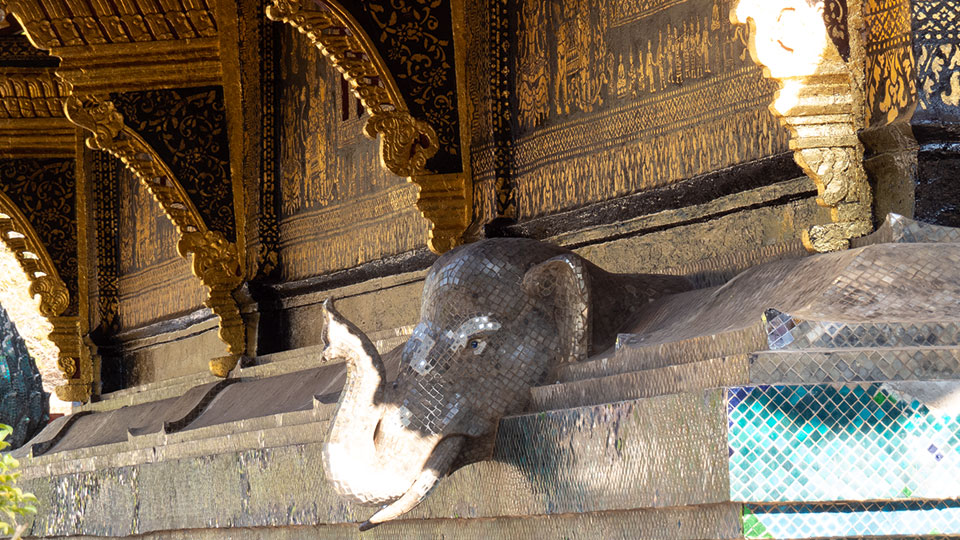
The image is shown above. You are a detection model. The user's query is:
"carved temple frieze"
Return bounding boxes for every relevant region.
[0,0,220,94]
[64,94,245,377]
[266,0,473,254]
[733,0,873,252]
[0,67,73,158]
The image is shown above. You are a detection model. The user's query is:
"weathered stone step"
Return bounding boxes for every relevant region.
[81,344,332,413]
[556,312,960,388]
[751,346,960,385]
[555,323,767,383]
[532,355,750,412]
[21,382,960,538]
[533,346,960,412]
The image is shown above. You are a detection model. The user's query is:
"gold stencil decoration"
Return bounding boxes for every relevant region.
[266,0,472,254]
[64,94,245,377]
[0,191,88,401]
[733,0,872,251]
[864,0,917,127]
[915,0,960,112]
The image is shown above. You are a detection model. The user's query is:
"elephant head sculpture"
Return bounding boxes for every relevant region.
[321,238,691,529]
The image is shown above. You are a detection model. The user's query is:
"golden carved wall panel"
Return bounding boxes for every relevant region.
[266,0,472,254]
[914,0,960,117]
[64,94,244,377]
[1,1,245,378]
[864,0,917,127]
[118,166,207,330]
[509,0,792,220]
[277,27,429,280]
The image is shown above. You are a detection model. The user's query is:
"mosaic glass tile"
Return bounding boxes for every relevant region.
[743,501,960,538]
[727,383,960,502]
[750,348,960,385]
[764,309,960,350]
[854,213,960,247]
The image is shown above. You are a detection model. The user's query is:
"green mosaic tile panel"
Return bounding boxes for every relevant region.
[727,383,960,502]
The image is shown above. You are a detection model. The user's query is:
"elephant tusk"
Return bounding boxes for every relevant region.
[358,436,464,530]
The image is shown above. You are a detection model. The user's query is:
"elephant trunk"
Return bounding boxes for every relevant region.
[321,300,395,504]
[320,300,464,527]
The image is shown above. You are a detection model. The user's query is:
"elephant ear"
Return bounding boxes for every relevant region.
[522,254,591,364]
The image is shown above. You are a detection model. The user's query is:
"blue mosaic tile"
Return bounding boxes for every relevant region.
[728,383,960,502]
[744,501,960,538]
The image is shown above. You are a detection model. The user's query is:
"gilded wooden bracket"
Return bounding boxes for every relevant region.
[733,0,873,252]
[265,0,472,254]
[64,94,245,377]
[0,191,89,401]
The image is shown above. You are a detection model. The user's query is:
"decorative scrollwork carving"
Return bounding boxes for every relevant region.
[29,274,69,319]
[49,315,89,402]
[56,356,77,379]
[733,0,872,251]
[364,112,440,177]
[65,93,246,377]
[178,230,245,376]
[266,0,471,254]
[0,192,69,319]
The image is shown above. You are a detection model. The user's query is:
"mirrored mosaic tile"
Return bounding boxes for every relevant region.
[764,310,960,350]
[853,213,960,247]
[750,348,960,385]
[743,501,960,539]
[727,383,960,502]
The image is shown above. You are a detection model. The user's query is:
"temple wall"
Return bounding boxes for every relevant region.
[468,0,794,223]
[6,1,960,538]
[275,27,430,281]
[116,167,206,331]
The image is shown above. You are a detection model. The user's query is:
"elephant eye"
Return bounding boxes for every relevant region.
[469,339,487,355]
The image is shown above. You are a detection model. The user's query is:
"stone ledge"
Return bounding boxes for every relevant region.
[20,390,729,537]
[39,503,743,540]
[19,381,960,537]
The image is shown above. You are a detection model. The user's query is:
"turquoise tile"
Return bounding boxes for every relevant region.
[728,384,960,502]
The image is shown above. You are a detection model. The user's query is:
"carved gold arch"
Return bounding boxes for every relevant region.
[0,2,248,377]
[0,190,90,402]
[63,95,245,378]
[266,0,472,254]
[732,0,873,251]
